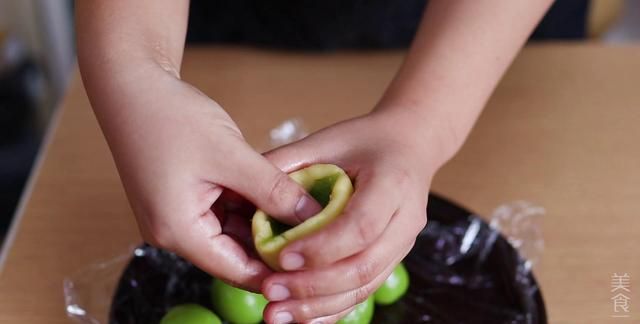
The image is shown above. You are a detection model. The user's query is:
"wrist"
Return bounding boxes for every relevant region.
[369,103,464,170]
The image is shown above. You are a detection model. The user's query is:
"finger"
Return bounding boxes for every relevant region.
[264,258,398,324]
[263,137,325,173]
[263,117,367,173]
[173,209,272,292]
[264,208,421,300]
[302,306,355,324]
[217,142,322,225]
[279,170,400,270]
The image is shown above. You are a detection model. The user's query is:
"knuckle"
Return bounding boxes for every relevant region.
[353,214,380,247]
[298,281,318,299]
[266,172,295,210]
[354,261,376,286]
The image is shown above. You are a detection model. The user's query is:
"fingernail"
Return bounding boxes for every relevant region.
[295,195,322,221]
[281,252,305,270]
[274,311,293,324]
[267,284,290,301]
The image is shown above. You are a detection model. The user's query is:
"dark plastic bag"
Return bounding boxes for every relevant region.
[100,195,545,324]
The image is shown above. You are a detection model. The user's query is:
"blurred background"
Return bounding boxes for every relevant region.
[0,0,638,245]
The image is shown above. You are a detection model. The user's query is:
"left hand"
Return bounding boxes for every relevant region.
[260,111,451,324]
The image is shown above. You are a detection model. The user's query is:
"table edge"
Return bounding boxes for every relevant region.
[0,91,69,272]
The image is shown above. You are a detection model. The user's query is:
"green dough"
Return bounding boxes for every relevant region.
[160,304,221,324]
[210,279,268,324]
[373,263,410,305]
[252,164,353,271]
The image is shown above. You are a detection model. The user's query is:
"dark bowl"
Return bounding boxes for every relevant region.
[109,194,546,324]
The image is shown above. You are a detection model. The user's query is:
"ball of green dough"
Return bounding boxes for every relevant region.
[374,263,410,305]
[211,279,268,324]
[160,304,222,324]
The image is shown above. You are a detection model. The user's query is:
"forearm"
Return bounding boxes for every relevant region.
[376,0,553,163]
[75,1,189,112]
[75,1,190,148]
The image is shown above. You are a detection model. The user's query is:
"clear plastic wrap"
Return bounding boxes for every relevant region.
[64,119,547,324]
[267,118,308,148]
[64,248,137,324]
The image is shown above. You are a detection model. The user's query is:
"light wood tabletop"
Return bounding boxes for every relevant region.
[0,44,638,323]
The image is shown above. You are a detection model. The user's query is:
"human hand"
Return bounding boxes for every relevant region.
[259,111,451,323]
[96,74,322,291]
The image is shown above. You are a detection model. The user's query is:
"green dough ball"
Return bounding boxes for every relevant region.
[160,304,222,324]
[211,279,268,324]
[337,296,375,324]
[374,263,410,305]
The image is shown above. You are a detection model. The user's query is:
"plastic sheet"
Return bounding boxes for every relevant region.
[64,119,547,323]
[267,118,308,148]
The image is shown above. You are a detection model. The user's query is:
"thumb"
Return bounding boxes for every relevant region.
[218,145,322,226]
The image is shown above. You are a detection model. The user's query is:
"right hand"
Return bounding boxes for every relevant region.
[94,70,321,291]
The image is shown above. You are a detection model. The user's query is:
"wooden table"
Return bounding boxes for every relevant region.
[0,45,638,323]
